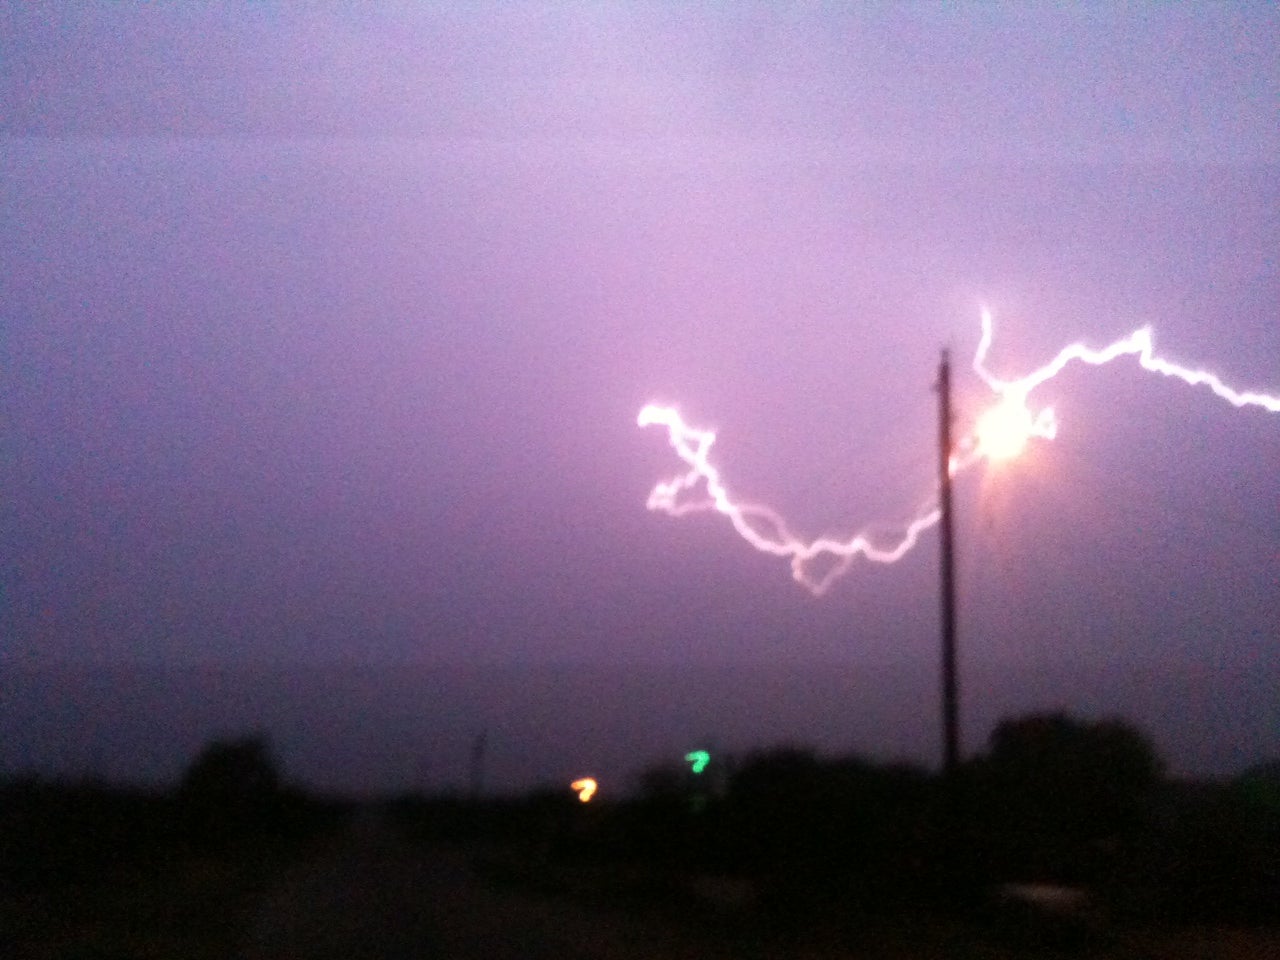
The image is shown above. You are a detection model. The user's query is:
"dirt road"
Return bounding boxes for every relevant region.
[241,813,1280,960]
[242,813,740,960]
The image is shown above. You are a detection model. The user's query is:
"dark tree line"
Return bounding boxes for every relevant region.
[1,735,346,889]
[521,712,1278,927]
[5,715,1276,930]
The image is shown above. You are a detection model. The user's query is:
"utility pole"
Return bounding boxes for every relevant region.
[469,728,487,801]
[937,350,960,776]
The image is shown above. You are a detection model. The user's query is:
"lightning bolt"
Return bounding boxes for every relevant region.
[960,309,1280,469]
[640,309,1279,594]
[638,403,941,594]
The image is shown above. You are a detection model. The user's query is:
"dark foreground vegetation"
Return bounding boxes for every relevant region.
[3,715,1277,958]
[1,737,351,958]
[391,713,1279,955]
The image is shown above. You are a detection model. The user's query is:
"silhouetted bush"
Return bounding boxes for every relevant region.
[1153,762,1280,923]
[174,735,351,852]
[177,734,285,848]
[180,735,279,800]
[601,760,710,866]
[963,712,1163,887]
[584,745,937,926]
[722,748,933,913]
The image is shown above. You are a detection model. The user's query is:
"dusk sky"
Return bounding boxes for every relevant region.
[3,5,1278,793]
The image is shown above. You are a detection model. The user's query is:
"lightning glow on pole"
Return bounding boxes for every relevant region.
[639,310,1279,594]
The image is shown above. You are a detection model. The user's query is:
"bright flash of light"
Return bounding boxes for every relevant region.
[685,750,711,774]
[640,309,1279,593]
[571,777,597,803]
[972,394,1045,462]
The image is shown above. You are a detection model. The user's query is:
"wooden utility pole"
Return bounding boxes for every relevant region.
[937,350,960,776]
[469,729,488,800]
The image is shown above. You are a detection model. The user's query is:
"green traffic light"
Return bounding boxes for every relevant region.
[685,750,710,774]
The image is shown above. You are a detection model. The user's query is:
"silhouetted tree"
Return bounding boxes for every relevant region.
[1158,761,1280,922]
[722,748,933,921]
[178,735,281,846]
[970,712,1162,884]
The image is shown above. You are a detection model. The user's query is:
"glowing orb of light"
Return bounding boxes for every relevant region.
[571,777,597,803]
[685,750,711,774]
[973,395,1037,462]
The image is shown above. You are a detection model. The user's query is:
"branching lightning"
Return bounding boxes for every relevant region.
[640,309,1279,594]
[960,309,1280,469]
[637,404,941,595]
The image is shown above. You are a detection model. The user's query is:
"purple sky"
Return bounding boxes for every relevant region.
[3,5,1278,788]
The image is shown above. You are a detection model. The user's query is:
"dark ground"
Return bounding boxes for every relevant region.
[6,808,1278,960]
[237,809,1280,960]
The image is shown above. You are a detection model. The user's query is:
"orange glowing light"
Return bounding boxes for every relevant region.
[571,777,597,803]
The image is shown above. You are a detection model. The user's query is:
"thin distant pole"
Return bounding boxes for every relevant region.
[469,729,487,800]
[937,350,960,776]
